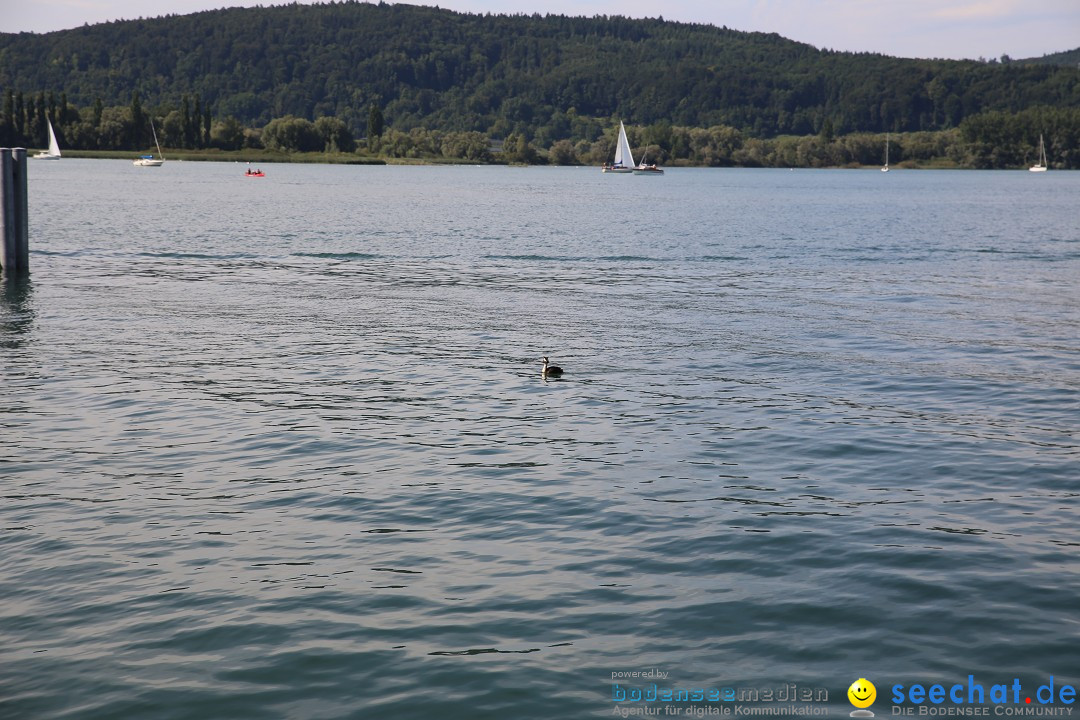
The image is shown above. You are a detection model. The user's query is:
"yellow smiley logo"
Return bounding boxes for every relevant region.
[848,678,877,709]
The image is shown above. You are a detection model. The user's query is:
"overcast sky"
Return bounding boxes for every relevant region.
[4,0,1078,61]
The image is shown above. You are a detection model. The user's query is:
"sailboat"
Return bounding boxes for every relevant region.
[602,121,634,173]
[33,117,61,160]
[133,118,165,167]
[1029,134,1047,172]
[881,132,890,172]
[633,149,664,175]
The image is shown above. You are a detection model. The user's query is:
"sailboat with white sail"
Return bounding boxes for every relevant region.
[133,118,165,167]
[881,132,890,172]
[33,117,61,160]
[602,121,635,173]
[1029,134,1047,172]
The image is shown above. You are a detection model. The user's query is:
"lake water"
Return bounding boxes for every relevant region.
[1,161,1078,719]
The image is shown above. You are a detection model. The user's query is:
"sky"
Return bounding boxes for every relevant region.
[3,0,1078,61]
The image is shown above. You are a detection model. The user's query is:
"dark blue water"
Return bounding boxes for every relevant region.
[2,161,1078,719]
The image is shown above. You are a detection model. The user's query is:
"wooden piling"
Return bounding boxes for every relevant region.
[0,148,29,275]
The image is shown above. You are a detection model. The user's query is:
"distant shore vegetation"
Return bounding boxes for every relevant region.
[3,91,1078,170]
[3,4,1079,169]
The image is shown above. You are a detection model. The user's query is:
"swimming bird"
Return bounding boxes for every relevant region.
[542,357,563,378]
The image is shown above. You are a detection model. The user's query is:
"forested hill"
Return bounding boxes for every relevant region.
[1,1,1078,140]
[1019,48,1080,68]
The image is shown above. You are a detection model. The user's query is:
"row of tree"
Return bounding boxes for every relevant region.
[2,92,1076,169]
[0,89,390,155]
[2,89,211,151]
[1,2,1078,144]
[260,106,385,152]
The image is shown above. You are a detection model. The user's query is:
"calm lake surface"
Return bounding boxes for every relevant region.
[2,161,1078,719]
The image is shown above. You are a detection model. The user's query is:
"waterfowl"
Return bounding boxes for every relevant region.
[542,357,563,378]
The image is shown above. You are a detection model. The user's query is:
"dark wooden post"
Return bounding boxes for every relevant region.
[0,148,29,275]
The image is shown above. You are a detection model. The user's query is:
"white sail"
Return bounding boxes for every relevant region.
[47,119,61,157]
[613,121,635,169]
[34,117,62,159]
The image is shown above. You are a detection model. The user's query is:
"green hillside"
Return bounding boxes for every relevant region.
[1018,48,1080,68]
[2,1,1079,143]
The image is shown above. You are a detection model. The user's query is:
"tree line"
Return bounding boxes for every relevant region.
[2,89,212,151]
[1,2,1078,147]
[2,89,1076,169]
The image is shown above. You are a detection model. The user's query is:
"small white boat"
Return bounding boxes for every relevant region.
[33,117,61,160]
[633,148,664,175]
[602,121,635,173]
[1029,134,1047,172]
[134,118,165,167]
[881,132,890,172]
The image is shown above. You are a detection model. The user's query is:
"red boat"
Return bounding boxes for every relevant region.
[244,169,265,177]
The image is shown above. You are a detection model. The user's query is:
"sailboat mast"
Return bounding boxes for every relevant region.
[151,118,164,159]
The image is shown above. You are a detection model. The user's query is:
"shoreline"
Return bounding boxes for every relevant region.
[28,147,1066,172]
[37,151,1048,170]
